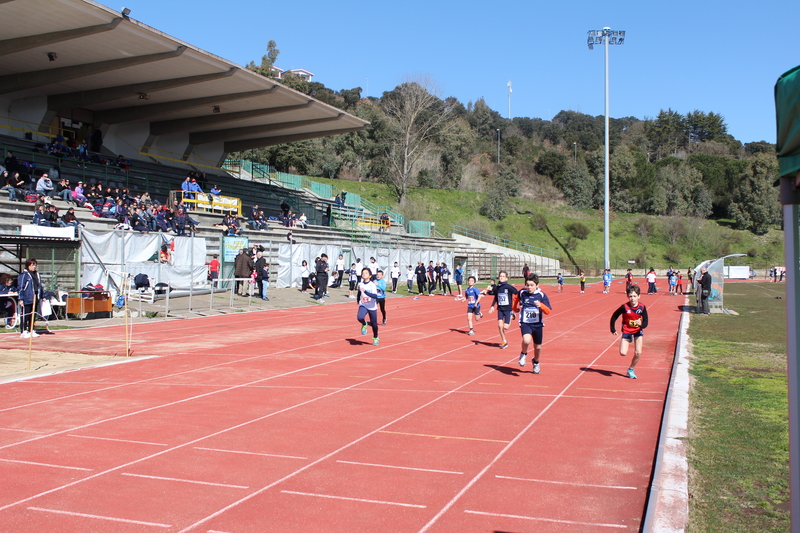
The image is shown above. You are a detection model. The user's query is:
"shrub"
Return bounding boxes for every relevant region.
[531,213,548,230]
[480,191,507,220]
[565,221,591,240]
[634,216,654,241]
[664,245,682,264]
[566,237,579,251]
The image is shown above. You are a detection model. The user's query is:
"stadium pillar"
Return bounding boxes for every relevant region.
[776,64,800,533]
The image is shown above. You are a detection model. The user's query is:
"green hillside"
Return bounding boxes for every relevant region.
[314,176,784,273]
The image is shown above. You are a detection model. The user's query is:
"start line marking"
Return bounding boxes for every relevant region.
[28,507,170,528]
[281,490,426,509]
[337,460,463,475]
[465,509,626,529]
[379,430,509,443]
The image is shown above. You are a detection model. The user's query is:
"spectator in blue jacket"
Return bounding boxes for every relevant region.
[18,258,44,338]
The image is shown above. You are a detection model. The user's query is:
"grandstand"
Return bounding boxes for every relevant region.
[0,0,557,301]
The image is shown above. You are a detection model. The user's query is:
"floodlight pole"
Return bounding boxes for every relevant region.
[588,27,625,271]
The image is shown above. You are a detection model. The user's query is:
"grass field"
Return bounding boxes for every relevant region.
[687,282,789,532]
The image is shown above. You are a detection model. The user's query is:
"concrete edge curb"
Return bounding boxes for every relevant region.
[642,302,691,532]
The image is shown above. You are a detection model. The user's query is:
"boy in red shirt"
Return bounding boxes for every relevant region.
[610,284,649,379]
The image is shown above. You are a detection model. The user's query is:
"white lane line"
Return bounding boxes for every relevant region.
[0,458,92,471]
[120,473,249,489]
[417,338,620,533]
[0,427,45,433]
[28,506,171,528]
[464,509,627,529]
[194,447,307,460]
[68,434,168,446]
[496,475,637,490]
[337,460,463,475]
[281,490,426,509]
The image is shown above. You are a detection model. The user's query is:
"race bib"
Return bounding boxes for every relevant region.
[497,293,509,306]
[522,308,539,323]
[468,295,476,304]
[361,294,372,304]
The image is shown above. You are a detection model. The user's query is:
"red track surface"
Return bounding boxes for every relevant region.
[0,280,681,532]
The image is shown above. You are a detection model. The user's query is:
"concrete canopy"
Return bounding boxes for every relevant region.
[0,0,369,165]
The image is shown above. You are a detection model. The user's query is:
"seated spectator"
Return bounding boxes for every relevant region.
[257,210,267,231]
[1,171,22,202]
[115,199,130,224]
[210,184,221,195]
[55,178,73,203]
[44,204,66,227]
[222,211,241,236]
[334,194,343,207]
[72,181,88,204]
[116,154,131,169]
[159,244,172,264]
[36,173,55,198]
[297,212,308,229]
[141,192,152,206]
[248,204,262,230]
[287,230,296,244]
[130,207,149,232]
[173,208,199,236]
[32,205,50,226]
[154,206,170,232]
[61,207,83,228]
[0,273,18,327]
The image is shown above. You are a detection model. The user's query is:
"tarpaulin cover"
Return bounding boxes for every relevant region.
[80,230,207,295]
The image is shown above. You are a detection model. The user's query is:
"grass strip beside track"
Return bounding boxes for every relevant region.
[687,282,789,532]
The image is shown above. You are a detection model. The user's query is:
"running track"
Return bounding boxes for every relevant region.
[0,282,681,532]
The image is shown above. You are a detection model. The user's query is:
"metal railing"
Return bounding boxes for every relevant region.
[452,225,561,260]
[361,197,405,226]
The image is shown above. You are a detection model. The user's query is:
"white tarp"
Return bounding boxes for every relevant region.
[19,225,76,239]
[81,230,207,295]
[276,243,454,288]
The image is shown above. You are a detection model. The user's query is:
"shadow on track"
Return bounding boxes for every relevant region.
[580,367,628,378]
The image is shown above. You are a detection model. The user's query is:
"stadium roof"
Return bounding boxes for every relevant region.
[0,0,369,154]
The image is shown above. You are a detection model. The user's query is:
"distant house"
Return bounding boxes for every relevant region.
[269,66,284,78]
[282,68,314,82]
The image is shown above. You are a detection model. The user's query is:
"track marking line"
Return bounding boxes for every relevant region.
[578,387,662,394]
[463,509,627,529]
[0,427,45,433]
[0,458,92,471]
[433,380,456,383]
[194,447,307,460]
[27,506,171,528]
[349,376,371,378]
[391,378,413,381]
[121,473,249,489]
[418,337,620,533]
[311,373,328,376]
[523,385,549,388]
[280,490,426,509]
[496,475,637,490]
[378,431,509,443]
[68,434,168,446]
[337,460,463,475]
[478,382,501,386]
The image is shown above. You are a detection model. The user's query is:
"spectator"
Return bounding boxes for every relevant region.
[115,154,131,169]
[1,171,22,201]
[698,267,712,316]
[4,151,18,175]
[61,207,82,228]
[254,250,269,301]
[181,176,194,201]
[55,178,73,204]
[159,244,172,264]
[18,258,44,338]
[206,254,220,287]
[173,208,198,236]
[297,212,308,229]
[287,230,296,244]
[334,194,343,207]
[280,199,290,216]
[300,260,311,292]
[44,205,65,227]
[234,248,253,296]
[36,173,55,198]
[379,213,390,232]
[222,211,241,236]
[32,205,50,226]
[210,184,221,195]
[249,204,262,230]
[130,207,149,232]
[78,139,90,162]
[72,181,88,205]
[0,272,18,327]
[340,190,347,204]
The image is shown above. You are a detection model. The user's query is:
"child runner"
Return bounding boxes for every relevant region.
[676,270,684,295]
[602,269,612,294]
[488,271,518,349]
[346,263,358,299]
[441,263,452,296]
[556,272,564,293]
[625,268,634,293]
[375,270,387,325]
[390,262,401,293]
[669,271,677,295]
[300,260,311,293]
[579,271,586,293]
[610,284,649,379]
[357,267,380,345]
[406,265,414,293]
[465,275,483,335]
[516,273,552,374]
[454,263,464,300]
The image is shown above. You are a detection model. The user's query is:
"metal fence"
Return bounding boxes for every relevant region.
[407,220,432,237]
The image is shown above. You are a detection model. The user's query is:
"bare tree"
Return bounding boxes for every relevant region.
[381,76,455,202]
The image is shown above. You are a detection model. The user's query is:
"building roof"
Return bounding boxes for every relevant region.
[0,0,368,153]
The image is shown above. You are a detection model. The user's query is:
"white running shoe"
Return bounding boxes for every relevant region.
[468,329,474,336]
[31,331,40,337]
[518,353,526,367]
[20,331,30,339]
[533,362,541,374]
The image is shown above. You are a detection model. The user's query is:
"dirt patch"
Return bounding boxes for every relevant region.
[0,349,150,382]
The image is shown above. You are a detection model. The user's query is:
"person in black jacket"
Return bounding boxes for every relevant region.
[253,250,269,301]
[698,267,712,315]
[312,254,329,302]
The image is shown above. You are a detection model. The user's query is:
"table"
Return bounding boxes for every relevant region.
[67,291,112,318]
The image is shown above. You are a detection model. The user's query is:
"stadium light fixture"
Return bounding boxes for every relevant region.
[587,26,626,271]
[121,7,131,17]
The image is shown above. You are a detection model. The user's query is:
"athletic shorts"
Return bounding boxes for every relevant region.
[622,331,644,341]
[349,281,356,291]
[497,308,513,324]
[468,306,480,314]
[520,324,543,344]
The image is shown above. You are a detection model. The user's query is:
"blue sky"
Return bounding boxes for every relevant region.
[118,0,797,144]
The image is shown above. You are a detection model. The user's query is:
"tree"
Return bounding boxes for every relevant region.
[609,144,640,213]
[535,149,567,184]
[648,163,712,218]
[559,160,595,209]
[728,153,781,234]
[246,40,280,78]
[381,76,455,202]
[645,108,687,159]
[685,110,727,142]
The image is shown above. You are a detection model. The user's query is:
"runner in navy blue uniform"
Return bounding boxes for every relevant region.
[488,271,518,349]
[516,274,552,374]
[357,267,380,345]
[464,276,483,335]
[610,284,649,379]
